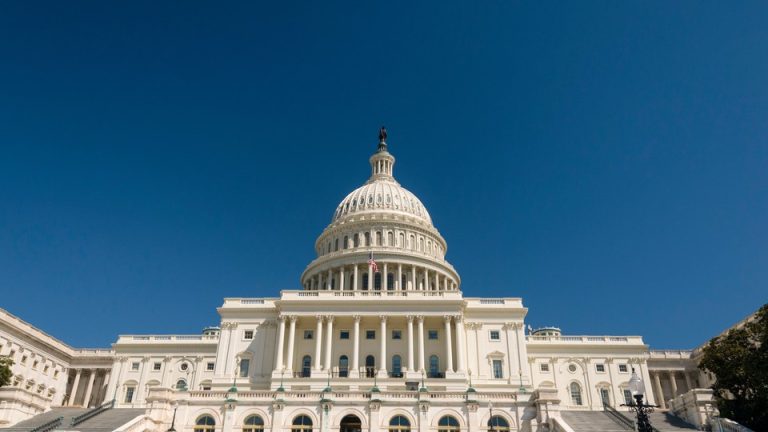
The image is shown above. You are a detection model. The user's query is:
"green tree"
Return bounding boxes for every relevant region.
[698,303,768,431]
[0,356,12,387]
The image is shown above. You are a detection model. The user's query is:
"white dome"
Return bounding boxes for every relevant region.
[332,179,433,226]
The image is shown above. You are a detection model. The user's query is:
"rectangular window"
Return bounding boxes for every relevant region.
[239,359,250,377]
[54,370,59,378]
[32,360,39,369]
[366,330,376,340]
[596,364,605,373]
[619,364,628,373]
[21,355,27,364]
[540,363,550,372]
[304,330,313,340]
[207,362,215,371]
[202,385,212,391]
[492,360,503,379]
[131,362,140,371]
[43,365,49,373]
[489,330,501,341]
[125,387,135,403]
[428,330,438,340]
[244,330,254,340]
[623,389,633,404]
[392,330,402,340]
[340,330,350,340]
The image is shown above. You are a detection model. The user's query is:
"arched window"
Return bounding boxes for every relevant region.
[331,278,336,290]
[419,238,424,251]
[391,355,402,378]
[339,355,349,378]
[243,415,264,432]
[327,242,331,254]
[387,273,394,290]
[364,232,371,246]
[409,235,415,249]
[488,416,510,432]
[387,232,394,246]
[175,379,187,391]
[389,416,411,432]
[374,273,382,290]
[429,355,440,378]
[570,382,583,406]
[376,231,382,245]
[354,234,360,247]
[301,356,311,378]
[365,355,375,378]
[194,415,216,432]
[438,416,460,432]
[343,236,349,249]
[401,274,408,290]
[398,233,404,247]
[292,415,313,432]
[362,273,369,290]
[334,238,339,251]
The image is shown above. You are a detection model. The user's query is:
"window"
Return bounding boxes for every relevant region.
[596,364,605,373]
[540,363,550,372]
[339,355,349,378]
[32,360,39,369]
[354,234,360,247]
[568,364,577,373]
[623,389,633,405]
[176,379,188,390]
[488,417,510,432]
[180,362,189,371]
[194,415,216,432]
[153,362,162,371]
[239,359,250,377]
[493,360,504,379]
[243,415,264,432]
[392,355,402,378]
[619,364,628,373]
[334,238,339,251]
[340,330,350,340]
[202,384,212,391]
[124,386,135,403]
[374,273,382,290]
[570,382,583,405]
[131,362,140,371]
[364,232,371,246]
[54,370,59,378]
[600,388,611,406]
[366,330,376,340]
[304,330,313,340]
[343,236,349,249]
[489,330,501,341]
[438,416,460,432]
[389,415,411,432]
[365,355,376,378]
[292,415,313,432]
[387,273,394,290]
[429,355,440,378]
[21,355,27,364]
[207,362,215,371]
[392,330,402,340]
[362,273,369,290]
[244,330,254,340]
[301,356,311,378]
[428,330,438,340]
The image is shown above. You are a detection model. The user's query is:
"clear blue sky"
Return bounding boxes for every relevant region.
[0,2,766,350]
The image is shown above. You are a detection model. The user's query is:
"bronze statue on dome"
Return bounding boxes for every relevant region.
[378,126,387,143]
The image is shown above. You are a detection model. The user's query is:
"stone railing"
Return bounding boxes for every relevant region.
[116,334,219,343]
[280,290,463,300]
[710,417,755,432]
[668,388,719,429]
[185,389,516,402]
[526,335,643,344]
[649,349,694,359]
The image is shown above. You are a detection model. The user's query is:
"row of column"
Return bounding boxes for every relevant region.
[651,370,699,409]
[65,368,110,408]
[274,315,467,376]
[304,263,456,292]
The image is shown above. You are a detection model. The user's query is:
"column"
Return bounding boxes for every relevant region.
[327,269,332,290]
[411,265,416,291]
[434,272,438,291]
[69,369,82,406]
[352,316,361,376]
[368,265,374,290]
[443,317,454,373]
[314,316,323,370]
[669,371,678,397]
[324,316,334,370]
[397,264,403,290]
[407,316,414,372]
[275,316,286,371]
[339,268,345,291]
[383,263,388,290]
[455,316,466,372]
[99,369,111,404]
[285,316,297,372]
[443,277,448,291]
[353,265,359,291]
[379,316,388,376]
[417,316,425,372]
[684,371,693,391]
[83,369,96,407]
[136,357,149,403]
[654,373,666,409]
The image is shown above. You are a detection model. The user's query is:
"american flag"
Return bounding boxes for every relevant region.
[368,252,379,273]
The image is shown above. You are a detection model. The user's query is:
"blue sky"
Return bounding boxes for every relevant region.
[0,2,766,349]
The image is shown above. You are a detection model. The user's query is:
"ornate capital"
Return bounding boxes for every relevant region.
[380,315,388,323]
[416,315,425,322]
[353,315,361,322]
[407,315,415,323]
[325,315,335,323]
[454,315,463,323]
[444,315,453,323]
[316,315,324,322]
[288,316,298,323]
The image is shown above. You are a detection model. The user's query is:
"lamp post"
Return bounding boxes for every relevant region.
[167,405,178,432]
[621,368,656,432]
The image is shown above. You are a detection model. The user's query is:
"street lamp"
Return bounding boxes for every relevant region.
[622,368,656,432]
[167,405,178,432]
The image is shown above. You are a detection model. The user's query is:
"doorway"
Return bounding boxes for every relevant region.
[340,415,362,432]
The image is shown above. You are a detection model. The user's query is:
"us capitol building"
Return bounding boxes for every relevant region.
[0,131,722,431]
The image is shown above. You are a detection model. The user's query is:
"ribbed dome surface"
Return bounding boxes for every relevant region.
[332,179,433,226]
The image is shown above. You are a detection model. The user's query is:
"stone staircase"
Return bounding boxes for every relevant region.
[1,407,145,432]
[646,412,698,431]
[2,408,88,431]
[560,411,632,431]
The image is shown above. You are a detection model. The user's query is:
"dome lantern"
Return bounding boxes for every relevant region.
[369,126,395,182]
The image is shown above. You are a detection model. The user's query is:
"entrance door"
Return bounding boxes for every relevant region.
[340,415,362,432]
[600,388,611,406]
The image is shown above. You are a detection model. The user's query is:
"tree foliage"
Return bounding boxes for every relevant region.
[699,303,768,431]
[0,356,13,388]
